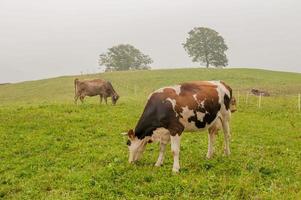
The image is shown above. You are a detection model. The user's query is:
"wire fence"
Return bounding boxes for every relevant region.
[115,83,301,112]
[234,91,301,111]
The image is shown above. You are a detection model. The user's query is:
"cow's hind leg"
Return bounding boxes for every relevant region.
[170,134,181,173]
[222,121,231,156]
[79,95,85,103]
[206,127,217,159]
[74,95,79,104]
[155,132,170,167]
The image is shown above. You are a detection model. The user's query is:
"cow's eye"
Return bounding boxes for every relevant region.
[126,140,131,146]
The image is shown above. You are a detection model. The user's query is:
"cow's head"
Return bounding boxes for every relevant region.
[122,129,150,163]
[111,94,119,105]
[230,96,237,113]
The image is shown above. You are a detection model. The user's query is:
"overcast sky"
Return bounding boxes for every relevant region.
[0,0,300,83]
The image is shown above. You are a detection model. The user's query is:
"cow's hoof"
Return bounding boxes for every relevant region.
[224,150,231,156]
[155,162,162,167]
[172,168,180,173]
[206,153,213,159]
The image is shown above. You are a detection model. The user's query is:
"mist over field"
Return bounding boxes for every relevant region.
[1,0,301,83]
[1,1,301,199]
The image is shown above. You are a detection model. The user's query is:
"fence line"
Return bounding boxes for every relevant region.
[235,91,301,110]
[258,94,262,108]
[298,94,301,112]
[134,85,138,96]
[120,87,300,111]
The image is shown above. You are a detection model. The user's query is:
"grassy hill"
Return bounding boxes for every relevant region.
[0,68,301,199]
[0,68,301,105]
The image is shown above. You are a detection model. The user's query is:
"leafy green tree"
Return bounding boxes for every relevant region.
[183,27,228,68]
[99,44,153,71]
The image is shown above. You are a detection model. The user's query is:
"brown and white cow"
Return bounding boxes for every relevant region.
[74,78,119,105]
[122,81,236,172]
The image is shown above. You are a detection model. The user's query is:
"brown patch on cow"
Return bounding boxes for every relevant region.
[162,88,178,97]
[175,83,219,112]
[128,129,135,140]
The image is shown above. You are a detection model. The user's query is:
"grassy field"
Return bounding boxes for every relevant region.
[0,68,301,199]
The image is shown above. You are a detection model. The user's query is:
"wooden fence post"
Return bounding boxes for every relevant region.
[134,85,137,96]
[245,92,249,104]
[258,94,262,108]
[298,94,301,112]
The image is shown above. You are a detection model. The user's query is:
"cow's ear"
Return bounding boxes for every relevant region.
[128,129,135,139]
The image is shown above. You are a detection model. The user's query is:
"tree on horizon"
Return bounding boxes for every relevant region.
[99,44,153,71]
[183,27,228,68]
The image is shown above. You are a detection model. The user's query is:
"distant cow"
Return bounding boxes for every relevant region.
[251,88,270,96]
[74,78,119,105]
[122,81,236,172]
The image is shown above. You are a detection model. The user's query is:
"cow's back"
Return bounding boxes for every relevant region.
[77,79,107,96]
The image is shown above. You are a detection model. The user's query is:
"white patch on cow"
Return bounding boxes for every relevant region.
[209,80,230,106]
[181,106,194,120]
[193,94,206,108]
[171,85,181,95]
[166,97,176,108]
[193,94,197,101]
[178,106,198,131]
[166,97,178,117]
[208,81,223,104]
[152,127,170,142]
[200,100,206,108]
[196,111,206,121]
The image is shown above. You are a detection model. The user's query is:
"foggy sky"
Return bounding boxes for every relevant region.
[1,0,301,83]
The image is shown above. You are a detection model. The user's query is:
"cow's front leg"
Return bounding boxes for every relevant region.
[155,142,167,167]
[222,121,231,156]
[99,95,103,104]
[170,134,181,173]
[206,128,217,159]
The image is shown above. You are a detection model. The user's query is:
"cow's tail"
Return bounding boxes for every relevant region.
[74,78,79,96]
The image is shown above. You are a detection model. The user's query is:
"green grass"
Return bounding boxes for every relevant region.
[0,68,301,199]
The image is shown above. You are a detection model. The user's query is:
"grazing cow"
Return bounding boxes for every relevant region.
[74,78,119,105]
[122,81,236,172]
